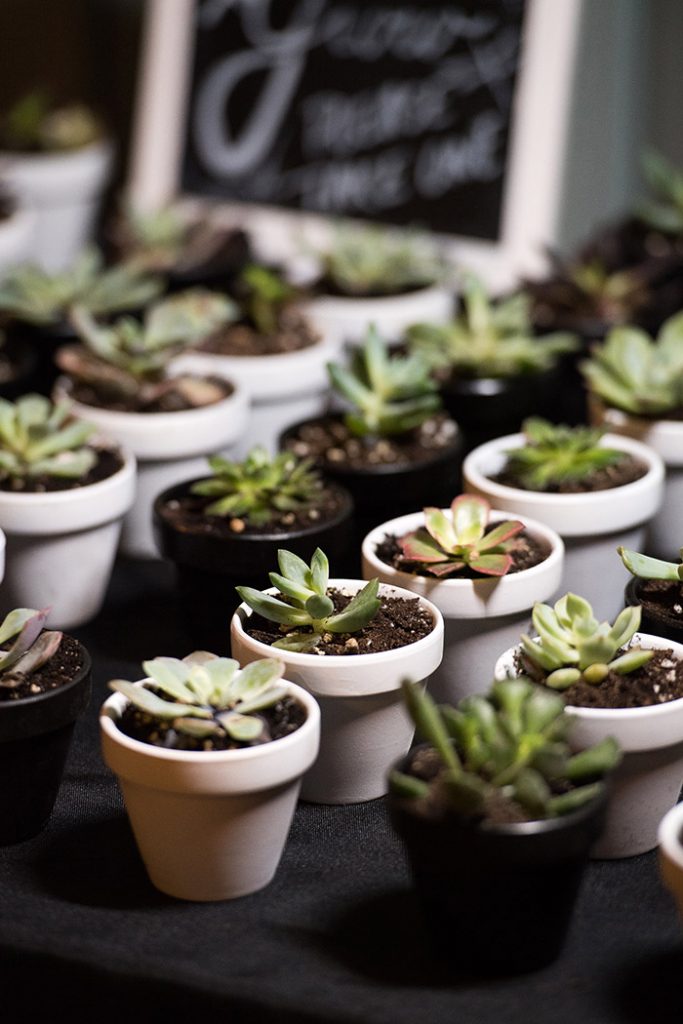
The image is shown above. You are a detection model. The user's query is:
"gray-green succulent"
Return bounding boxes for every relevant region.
[319,223,445,296]
[239,264,297,336]
[236,548,381,653]
[619,545,683,582]
[2,91,102,152]
[503,417,627,491]
[0,607,63,691]
[0,394,97,484]
[389,678,620,820]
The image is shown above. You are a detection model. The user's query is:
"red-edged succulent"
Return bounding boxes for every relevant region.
[398,495,524,578]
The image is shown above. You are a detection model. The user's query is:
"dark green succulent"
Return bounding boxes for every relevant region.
[239,264,297,336]
[503,418,627,491]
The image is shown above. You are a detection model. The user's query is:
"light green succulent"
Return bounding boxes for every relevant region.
[519,593,653,690]
[320,223,445,296]
[389,678,620,819]
[110,653,289,745]
[637,150,683,235]
[236,548,381,653]
[0,394,97,484]
[503,418,627,491]
[581,313,683,415]
[0,248,163,326]
[618,545,683,582]
[2,91,102,152]
[407,273,577,378]
[239,264,297,336]
[0,607,63,690]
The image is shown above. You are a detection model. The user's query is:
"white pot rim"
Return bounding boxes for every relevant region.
[594,403,683,468]
[361,509,564,619]
[462,432,665,536]
[658,802,683,870]
[0,445,135,510]
[307,281,449,309]
[0,138,112,166]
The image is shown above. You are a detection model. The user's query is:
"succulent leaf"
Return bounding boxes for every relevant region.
[618,545,683,581]
[320,223,444,296]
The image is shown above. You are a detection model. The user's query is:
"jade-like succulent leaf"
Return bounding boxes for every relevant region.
[217,711,265,742]
[467,553,513,577]
[109,680,211,719]
[618,546,683,581]
[450,495,489,545]
[324,579,381,634]
[236,587,311,627]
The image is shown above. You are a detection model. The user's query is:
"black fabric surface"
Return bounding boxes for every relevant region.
[1,559,682,1023]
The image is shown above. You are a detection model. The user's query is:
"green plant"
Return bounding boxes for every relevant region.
[389,678,620,820]
[407,273,577,378]
[191,447,323,525]
[110,652,290,745]
[398,494,523,578]
[1,90,102,151]
[618,545,683,582]
[637,150,683,235]
[0,607,63,691]
[502,417,627,491]
[0,394,97,485]
[580,314,683,415]
[238,264,297,336]
[236,548,381,653]
[0,248,163,326]
[320,223,445,296]
[519,593,653,690]
[327,324,441,436]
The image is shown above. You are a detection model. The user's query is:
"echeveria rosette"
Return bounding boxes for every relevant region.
[236,548,381,653]
[0,394,97,484]
[0,607,63,690]
[619,545,683,582]
[239,264,297,337]
[504,417,626,491]
[398,495,524,578]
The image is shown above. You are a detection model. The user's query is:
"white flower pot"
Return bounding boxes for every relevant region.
[495,633,683,858]
[590,402,683,560]
[362,511,564,706]
[230,580,444,804]
[59,380,248,559]
[0,448,135,628]
[658,802,683,919]
[304,284,453,344]
[100,680,320,901]
[0,140,113,270]
[172,323,341,457]
[0,205,35,272]
[462,432,665,620]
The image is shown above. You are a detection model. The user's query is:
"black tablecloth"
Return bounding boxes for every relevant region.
[1,559,682,1024]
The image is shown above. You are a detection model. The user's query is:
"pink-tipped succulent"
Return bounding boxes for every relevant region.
[398,495,524,578]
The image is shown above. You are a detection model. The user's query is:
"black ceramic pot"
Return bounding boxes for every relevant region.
[153,478,355,652]
[0,639,91,845]
[624,576,683,644]
[388,749,607,975]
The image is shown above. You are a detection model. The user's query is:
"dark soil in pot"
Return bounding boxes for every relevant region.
[388,746,606,974]
[63,373,234,414]
[375,526,549,578]
[153,478,355,652]
[0,446,123,493]
[0,635,91,845]
[0,333,39,400]
[492,452,649,493]
[199,308,319,357]
[625,576,683,645]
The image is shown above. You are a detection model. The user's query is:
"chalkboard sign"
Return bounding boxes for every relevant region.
[180,0,526,242]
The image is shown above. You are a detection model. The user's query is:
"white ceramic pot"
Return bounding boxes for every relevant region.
[230,580,444,804]
[0,447,135,628]
[172,323,340,457]
[462,432,665,621]
[361,510,564,706]
[0,140,113,271]
[304,285,453,344]
[101,680,320,901]
[590,402,683,561]
[58,379,248,559]
[0,205,35,272]
[658,802,683,919]
[495,633,683,859]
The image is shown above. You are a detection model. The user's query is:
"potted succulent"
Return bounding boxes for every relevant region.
[153,446,354,651]
[100,651,320,901]
[361,494,563,706]
[281,325,460,562]
[0,91,113,270]
[494,592,683,858]
[302,221,453,342]
[620,545,683,644]
[462,418,665,619]
[388,678,617,973]
[0,247,164,395]
[54,289,247,558]
[230,547,444,804]
[405,273,577,449]
[0,394,135,627]
[0,606,92,845]
[581,313,683,558]
[658,801,683,920]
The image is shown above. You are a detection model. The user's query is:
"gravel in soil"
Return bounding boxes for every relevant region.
[200,308,319,356]
[492,453,648,493]
[0,634,86,701]
[0,446,123,493]
[375,527,549,578]
[246,589,435,655]
[284,413,458,471]
[68,375,233,413]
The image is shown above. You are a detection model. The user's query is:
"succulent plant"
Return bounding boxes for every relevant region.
[580,314,683,415]
[0,248,163,326]
[238,264,297,337]
[389,678,620,820]
[327,324,441,436]
[57,289,235,408]
[407,273,577,378]
[526,254,651,330]
[1,91,102,152]
[236,548,381,653]
[0,607,63,691]
[0,394,97,485]
[191,447,323,525]
[519,593,653,690]
[398,495,524,578]
[502,417,627,491]
[319,222,445,297]
[618,545,683,583]
[110,652,290,745]
[637,150,683,236]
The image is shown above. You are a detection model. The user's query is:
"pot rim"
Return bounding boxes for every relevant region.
[307,281,450,306]
[0,635,91,738]
[0,445,135,509]
[658,801,683,870]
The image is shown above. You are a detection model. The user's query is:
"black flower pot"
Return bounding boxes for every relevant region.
[624,576,683,644]
[153,478,355,652]
[388,750,607,975]
[0,639,91,845]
